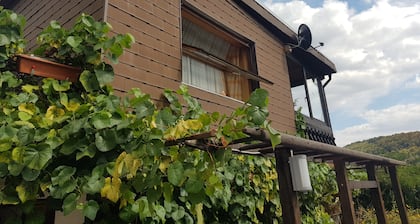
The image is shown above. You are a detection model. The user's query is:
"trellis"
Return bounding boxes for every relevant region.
[168,127,409,224]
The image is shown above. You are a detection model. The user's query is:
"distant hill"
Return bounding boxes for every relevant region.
[345,131,420,209]
[345,131,420,165]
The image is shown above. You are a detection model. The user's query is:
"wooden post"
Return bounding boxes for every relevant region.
[366,164,387,224]
[388,166,409,224]
[334,159,356,224]
[275,149,301,224]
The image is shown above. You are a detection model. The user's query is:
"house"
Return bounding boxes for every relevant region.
[1,0,336,144]
[0,0,409,223]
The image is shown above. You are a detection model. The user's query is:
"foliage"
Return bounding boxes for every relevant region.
[0,8,282,223]
[0,6,26,70]
[346,132,420,209]
[33,13,134,91]
[294,107,337,223]
[0,73,281,223]
[356,207,420,224]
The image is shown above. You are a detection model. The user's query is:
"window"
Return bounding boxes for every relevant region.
[181,8,267,101]
[288,56,326,122]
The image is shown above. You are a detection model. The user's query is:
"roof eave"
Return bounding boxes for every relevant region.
[235,0,337,75]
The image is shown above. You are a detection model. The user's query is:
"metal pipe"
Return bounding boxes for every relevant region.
[322,74,332,88]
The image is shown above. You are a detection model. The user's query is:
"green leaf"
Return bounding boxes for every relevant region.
[246,106,268,126]
[8,162,24,176]
[76,145,96,160]
[50,20,61,29]
[0,140,12,152]
[155,108,176,129]
[0,163,8,177]
[51,166,76,186]
[171,206,185,221]
[247,88,269,108]
[162,182,173,202]
[155,204,166,222]
[95,130,117,152]
[185,177,203,194]
[167,161,185,186]
[63,193,79,215]
[52,79,71,92]
[49,179,77,199]
[137,197,151,220]
[22,144,52,170]
[82,173,105,194]
[16,126,34,146]
[66,36,82,48]
[79,70,100,92]
[83,200,99,221]
[146,186,161,203]
[266,123,281,148]
[119,205,137,222]
[91,111,112,129]
[22,167,40,181]
[94,63,114,86]
[0,34,10,45]
[60,137,87,155]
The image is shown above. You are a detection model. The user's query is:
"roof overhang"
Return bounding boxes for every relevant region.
[0,0,17,9]
[234,0,337,75]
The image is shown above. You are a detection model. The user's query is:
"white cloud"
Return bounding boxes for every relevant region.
[334,103,420,146]
[258,0,420,144]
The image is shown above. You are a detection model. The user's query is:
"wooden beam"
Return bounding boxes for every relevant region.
[348,180,377,190]
[366,164,387,224]
[275,149,301,224]
[388,166,409,224]
[242,128,405,166]
[334,159,356,224]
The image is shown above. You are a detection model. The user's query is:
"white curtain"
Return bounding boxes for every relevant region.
[182,55,225,95]
[182,18,230,95]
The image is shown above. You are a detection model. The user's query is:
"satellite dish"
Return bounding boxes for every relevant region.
[297,24,312,50]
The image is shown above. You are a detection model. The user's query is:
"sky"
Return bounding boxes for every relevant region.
[257,0,420,146]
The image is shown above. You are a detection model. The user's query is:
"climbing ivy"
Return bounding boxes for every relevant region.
[0,8,282,221]
[0,71,281,223]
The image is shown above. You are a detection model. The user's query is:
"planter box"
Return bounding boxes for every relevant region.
[17,54,81,82]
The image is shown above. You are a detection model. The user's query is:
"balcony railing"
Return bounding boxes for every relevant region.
[303,115,335,145]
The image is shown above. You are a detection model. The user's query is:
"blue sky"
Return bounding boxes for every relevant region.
[258,0,420,146]
[270,0,373,11]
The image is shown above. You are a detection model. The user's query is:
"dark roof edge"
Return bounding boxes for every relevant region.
[235,0,337,74]
[0,0,18,9]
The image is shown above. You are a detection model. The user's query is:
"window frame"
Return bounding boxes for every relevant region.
[181,5,271,101]
[288,55,332,126]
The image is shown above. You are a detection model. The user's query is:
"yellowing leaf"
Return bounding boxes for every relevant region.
[16,182,37,203]
[114,152,126,178]
[183,119,203,130]
[21,84,39,93]
[40,181,51,192]
[13,121,35,129]
[113,152,141,179]
[101,177,121,203]
[66,100,80,112]
[45,106,65,120]
[18,103,36,115]
[164,119,203,140]
[11,147,25,163]
[195,203,204,224]
[159,157,171,173]
[257,198,264,214]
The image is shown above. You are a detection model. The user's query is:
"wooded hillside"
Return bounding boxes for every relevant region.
[346,131,420,165]
[345,131,420,209]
